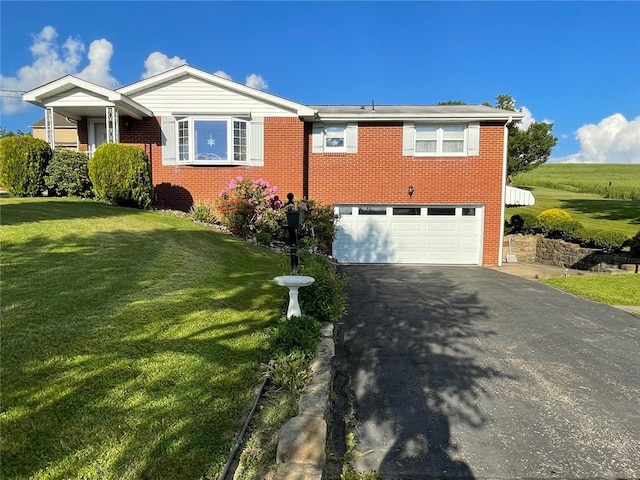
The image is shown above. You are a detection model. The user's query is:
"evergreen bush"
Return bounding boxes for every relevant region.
[44,149,92,197]
[538,208,572,229]
[508,213,542,234]
[626,230,640,258]
[578,229,629,252]
[0,135,51,196]
[88,143,153,208]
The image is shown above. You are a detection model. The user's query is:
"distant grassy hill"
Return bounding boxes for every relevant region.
[511,164,640,201]
[508,164,640,237]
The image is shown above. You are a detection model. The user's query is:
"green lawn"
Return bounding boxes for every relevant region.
[0,197,289,480]
[507,186,640,237]
[543,274,640,307]
[512,163,640,200]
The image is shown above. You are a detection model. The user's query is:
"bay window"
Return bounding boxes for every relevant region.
[177,117,248,163]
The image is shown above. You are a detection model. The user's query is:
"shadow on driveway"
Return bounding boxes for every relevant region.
[329,265,513,479]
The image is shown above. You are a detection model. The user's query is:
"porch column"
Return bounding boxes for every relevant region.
[45,107,55,150]
[105,106,120,143]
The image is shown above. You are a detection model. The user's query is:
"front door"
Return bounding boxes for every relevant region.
[88,120,107,155]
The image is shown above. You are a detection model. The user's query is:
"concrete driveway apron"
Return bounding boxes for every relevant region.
[333,265,640,479]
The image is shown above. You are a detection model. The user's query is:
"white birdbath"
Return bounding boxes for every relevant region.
[273,275,315,319]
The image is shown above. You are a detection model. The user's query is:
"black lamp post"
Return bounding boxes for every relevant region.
[285,192,302,274]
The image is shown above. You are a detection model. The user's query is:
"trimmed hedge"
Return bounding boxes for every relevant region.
[88,143,153,208]
[508,213,542,234]
[0,135,52,196]
[45,149,92,197]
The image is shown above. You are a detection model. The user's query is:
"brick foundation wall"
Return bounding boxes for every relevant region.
[308,122,506,265]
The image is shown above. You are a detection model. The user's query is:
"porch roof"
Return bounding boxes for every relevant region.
[23,75,153,120]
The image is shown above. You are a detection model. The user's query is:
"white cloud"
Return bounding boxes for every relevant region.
[0,26,117,115]
[554,114,640,164]
[141,52,187,79]
[78,39,117,88]
[517,106,535,130]
[212,71,268,91]
[245,73,268,90]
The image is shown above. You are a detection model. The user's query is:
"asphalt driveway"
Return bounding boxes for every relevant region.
[329,265,640,479]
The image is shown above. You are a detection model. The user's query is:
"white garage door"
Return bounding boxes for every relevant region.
[332,205,483,264]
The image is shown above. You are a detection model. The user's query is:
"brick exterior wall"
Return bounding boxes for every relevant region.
[79,116,506,265]
[79,116,306,212]
[307,122,506,265]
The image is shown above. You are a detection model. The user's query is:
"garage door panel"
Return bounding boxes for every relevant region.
[426,223,457,232]
[334,205,482,264]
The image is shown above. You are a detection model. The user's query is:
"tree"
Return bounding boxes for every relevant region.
[487,94,558,181]
[436,100,467,105]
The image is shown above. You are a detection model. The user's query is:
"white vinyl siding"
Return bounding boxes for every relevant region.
[404,122,480,157]
[127,76,299,117]
[312,123,358,153]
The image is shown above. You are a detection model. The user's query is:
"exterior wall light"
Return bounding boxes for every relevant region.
[408,185,414,198]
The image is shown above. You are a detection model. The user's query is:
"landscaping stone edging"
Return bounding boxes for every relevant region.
[273,323,334,480]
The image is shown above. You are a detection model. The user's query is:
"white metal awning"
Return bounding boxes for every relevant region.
[505,186,535,206]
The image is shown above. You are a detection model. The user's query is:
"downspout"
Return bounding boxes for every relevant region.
[498,116,513,267]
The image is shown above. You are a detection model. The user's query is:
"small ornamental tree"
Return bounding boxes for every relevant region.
[0,135,52,196]
[88,143,153,208]
[45,149,92,197]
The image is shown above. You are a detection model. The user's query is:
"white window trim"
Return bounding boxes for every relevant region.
[414,124,468,157]
[176,116,250,165]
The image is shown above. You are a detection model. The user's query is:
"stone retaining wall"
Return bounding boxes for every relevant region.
[505,234,639,271]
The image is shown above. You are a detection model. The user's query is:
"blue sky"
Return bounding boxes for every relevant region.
[1,1,639,163]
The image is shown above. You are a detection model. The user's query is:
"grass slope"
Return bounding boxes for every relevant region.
[512,164,640,200]
[0,197,288,480]
[507,186,639,237]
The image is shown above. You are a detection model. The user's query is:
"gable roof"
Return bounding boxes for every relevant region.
[117,64,316,117]
[23,75,153,119]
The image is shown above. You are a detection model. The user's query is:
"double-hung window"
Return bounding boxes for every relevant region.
[415,125,466,156]
[177,117,248,164]
[404,122,479,157]
[312,123,358,153]
[324,126,346,151]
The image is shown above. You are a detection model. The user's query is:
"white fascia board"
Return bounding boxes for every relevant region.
[308,112,526,122]
[24,75,117,105]
[118,65,315,117]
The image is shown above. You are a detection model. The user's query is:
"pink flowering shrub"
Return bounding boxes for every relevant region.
[215,176,280,237]
[214,177,338,253]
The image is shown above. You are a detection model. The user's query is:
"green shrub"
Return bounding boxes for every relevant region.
[269,314,321,355]
[44,149,92,197]
[297,251,348,323]
[298,199,339,254]
[0,135,52,196]
[545,219,585,242]
[88,143,152,208]
[262,351,311,393]
[508,213,542,235]
[578,229,629,252]
[538,208,572,229]
[626,230,640,258]
[189,201,215,223]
